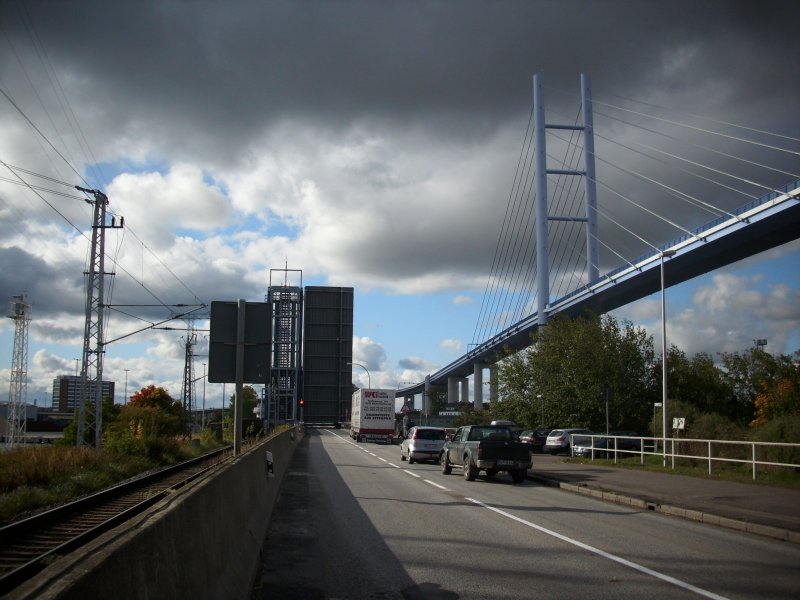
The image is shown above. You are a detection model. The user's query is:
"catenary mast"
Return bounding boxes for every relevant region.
[5,295,31,447]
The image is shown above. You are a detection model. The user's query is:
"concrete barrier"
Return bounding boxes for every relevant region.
[11,427,303,600]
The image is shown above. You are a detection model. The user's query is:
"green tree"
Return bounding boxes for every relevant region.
[59,396,119,446]
[225,385,260,419]
[720,348,800,424]
[664,349,734,415]
[425,385,448,415]
[497,313,657,432]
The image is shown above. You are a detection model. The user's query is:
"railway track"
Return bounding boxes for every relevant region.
[0,447,231,595]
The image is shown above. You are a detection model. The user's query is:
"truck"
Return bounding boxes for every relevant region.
[350,388,395,444]
[440,424,531,483]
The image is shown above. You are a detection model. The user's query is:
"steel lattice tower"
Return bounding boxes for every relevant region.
[5,295,31,447]
[181,330,197,428]
[76,188,110,448]
[267,269,303,424]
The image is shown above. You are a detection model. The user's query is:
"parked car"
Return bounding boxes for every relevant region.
[572,432,642,458]
[544,428,593,454]
[400,426,447,464]
[609,431,642,452]
[519,428,552,453]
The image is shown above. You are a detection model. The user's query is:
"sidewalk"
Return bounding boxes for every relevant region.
[528,454,800,544]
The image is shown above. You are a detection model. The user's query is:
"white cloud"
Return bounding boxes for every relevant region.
[439,338,463,352]
[453,295,473,305]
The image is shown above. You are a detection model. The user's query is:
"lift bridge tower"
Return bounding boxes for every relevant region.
[6,295,31,447]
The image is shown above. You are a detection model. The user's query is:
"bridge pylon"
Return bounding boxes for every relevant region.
[533,72,599,325]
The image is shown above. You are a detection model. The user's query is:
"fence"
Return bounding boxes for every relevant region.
[569,433,800,481]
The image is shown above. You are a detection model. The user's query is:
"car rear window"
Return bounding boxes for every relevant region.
[416,429,446,440]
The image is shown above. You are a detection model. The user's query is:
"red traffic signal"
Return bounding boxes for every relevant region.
[299,399,305,406]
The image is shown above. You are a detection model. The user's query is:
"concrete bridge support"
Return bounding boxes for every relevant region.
[473,363,484,410]
[448,376,458,405]
[424,375,431,419]
[489,365,499,403]
[460,378,469,406]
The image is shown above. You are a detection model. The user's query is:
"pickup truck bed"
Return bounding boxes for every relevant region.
[440,425,531,483]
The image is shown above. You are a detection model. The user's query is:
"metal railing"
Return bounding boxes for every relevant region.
[569,434,800,481]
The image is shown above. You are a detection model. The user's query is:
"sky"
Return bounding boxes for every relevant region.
[0,0,798,411]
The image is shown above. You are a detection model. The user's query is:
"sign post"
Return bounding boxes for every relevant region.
[209,300,271,456]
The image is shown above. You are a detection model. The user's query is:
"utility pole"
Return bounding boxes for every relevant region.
[181,327,197,431]
[6,295,31,447]
[75,187,122,448]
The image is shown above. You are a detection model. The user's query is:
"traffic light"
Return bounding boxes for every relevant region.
[299,399,305,407]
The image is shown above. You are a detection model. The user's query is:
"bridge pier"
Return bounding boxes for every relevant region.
[424,375,431,422]
[447,377,457,406]
[489,365,498,403]
[460,378,469,406]
[473,363,484,410]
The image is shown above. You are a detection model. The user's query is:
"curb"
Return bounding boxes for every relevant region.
[528,474,799,545]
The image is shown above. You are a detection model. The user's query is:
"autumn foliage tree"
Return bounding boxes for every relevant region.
[104,385,185,458]
[750,373,800,427]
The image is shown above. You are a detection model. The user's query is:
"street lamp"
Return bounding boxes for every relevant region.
[660,249,676,467]
[347,362,371,389]
[653,402,662,451]
[123,369,130,405]
[537,394,543,427]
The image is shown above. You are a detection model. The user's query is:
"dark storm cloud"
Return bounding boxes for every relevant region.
[0,246,82,314]
[4,0,798,163]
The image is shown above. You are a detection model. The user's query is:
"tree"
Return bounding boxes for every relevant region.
[663,349,734,416]
[59,396,119,446]
[497,313,657,432]
[425,385,448,416]
[104,386,185,457]
[720,348,800,424]
[129,385,184,417]
[225,385,260,419]
[751,372,800,427]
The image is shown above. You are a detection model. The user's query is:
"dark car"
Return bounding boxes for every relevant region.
[609,431,643,453]
[572,432,642,458]
[519,428,551,453]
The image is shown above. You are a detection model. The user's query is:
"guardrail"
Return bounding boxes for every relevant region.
[569,434,800,481]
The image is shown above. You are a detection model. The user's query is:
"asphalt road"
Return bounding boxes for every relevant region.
[251,428,800,600]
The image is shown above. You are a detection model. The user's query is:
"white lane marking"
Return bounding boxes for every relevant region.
[424,480,450,491]
[403,470,421,478]
[388,463,402,469]
[377,457,388,463]
[465,497,729,600]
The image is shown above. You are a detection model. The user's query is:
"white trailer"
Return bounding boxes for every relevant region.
[350,388,395,443]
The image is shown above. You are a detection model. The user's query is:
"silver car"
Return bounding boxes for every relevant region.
[400,426,447,464]
[544,428,593,455]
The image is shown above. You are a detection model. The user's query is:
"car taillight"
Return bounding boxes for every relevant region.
[412,431,418,440]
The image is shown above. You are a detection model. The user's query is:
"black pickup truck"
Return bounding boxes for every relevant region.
[440,425,531,483]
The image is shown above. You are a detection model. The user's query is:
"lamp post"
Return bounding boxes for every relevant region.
[653,402,662,451]
[202,363,207,429]
[537,394,543,427]
[123,369,130,405]
[660,249,676,467]
[347,362,371,389]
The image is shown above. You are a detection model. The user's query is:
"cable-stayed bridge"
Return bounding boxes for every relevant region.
[397,73,800,402]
